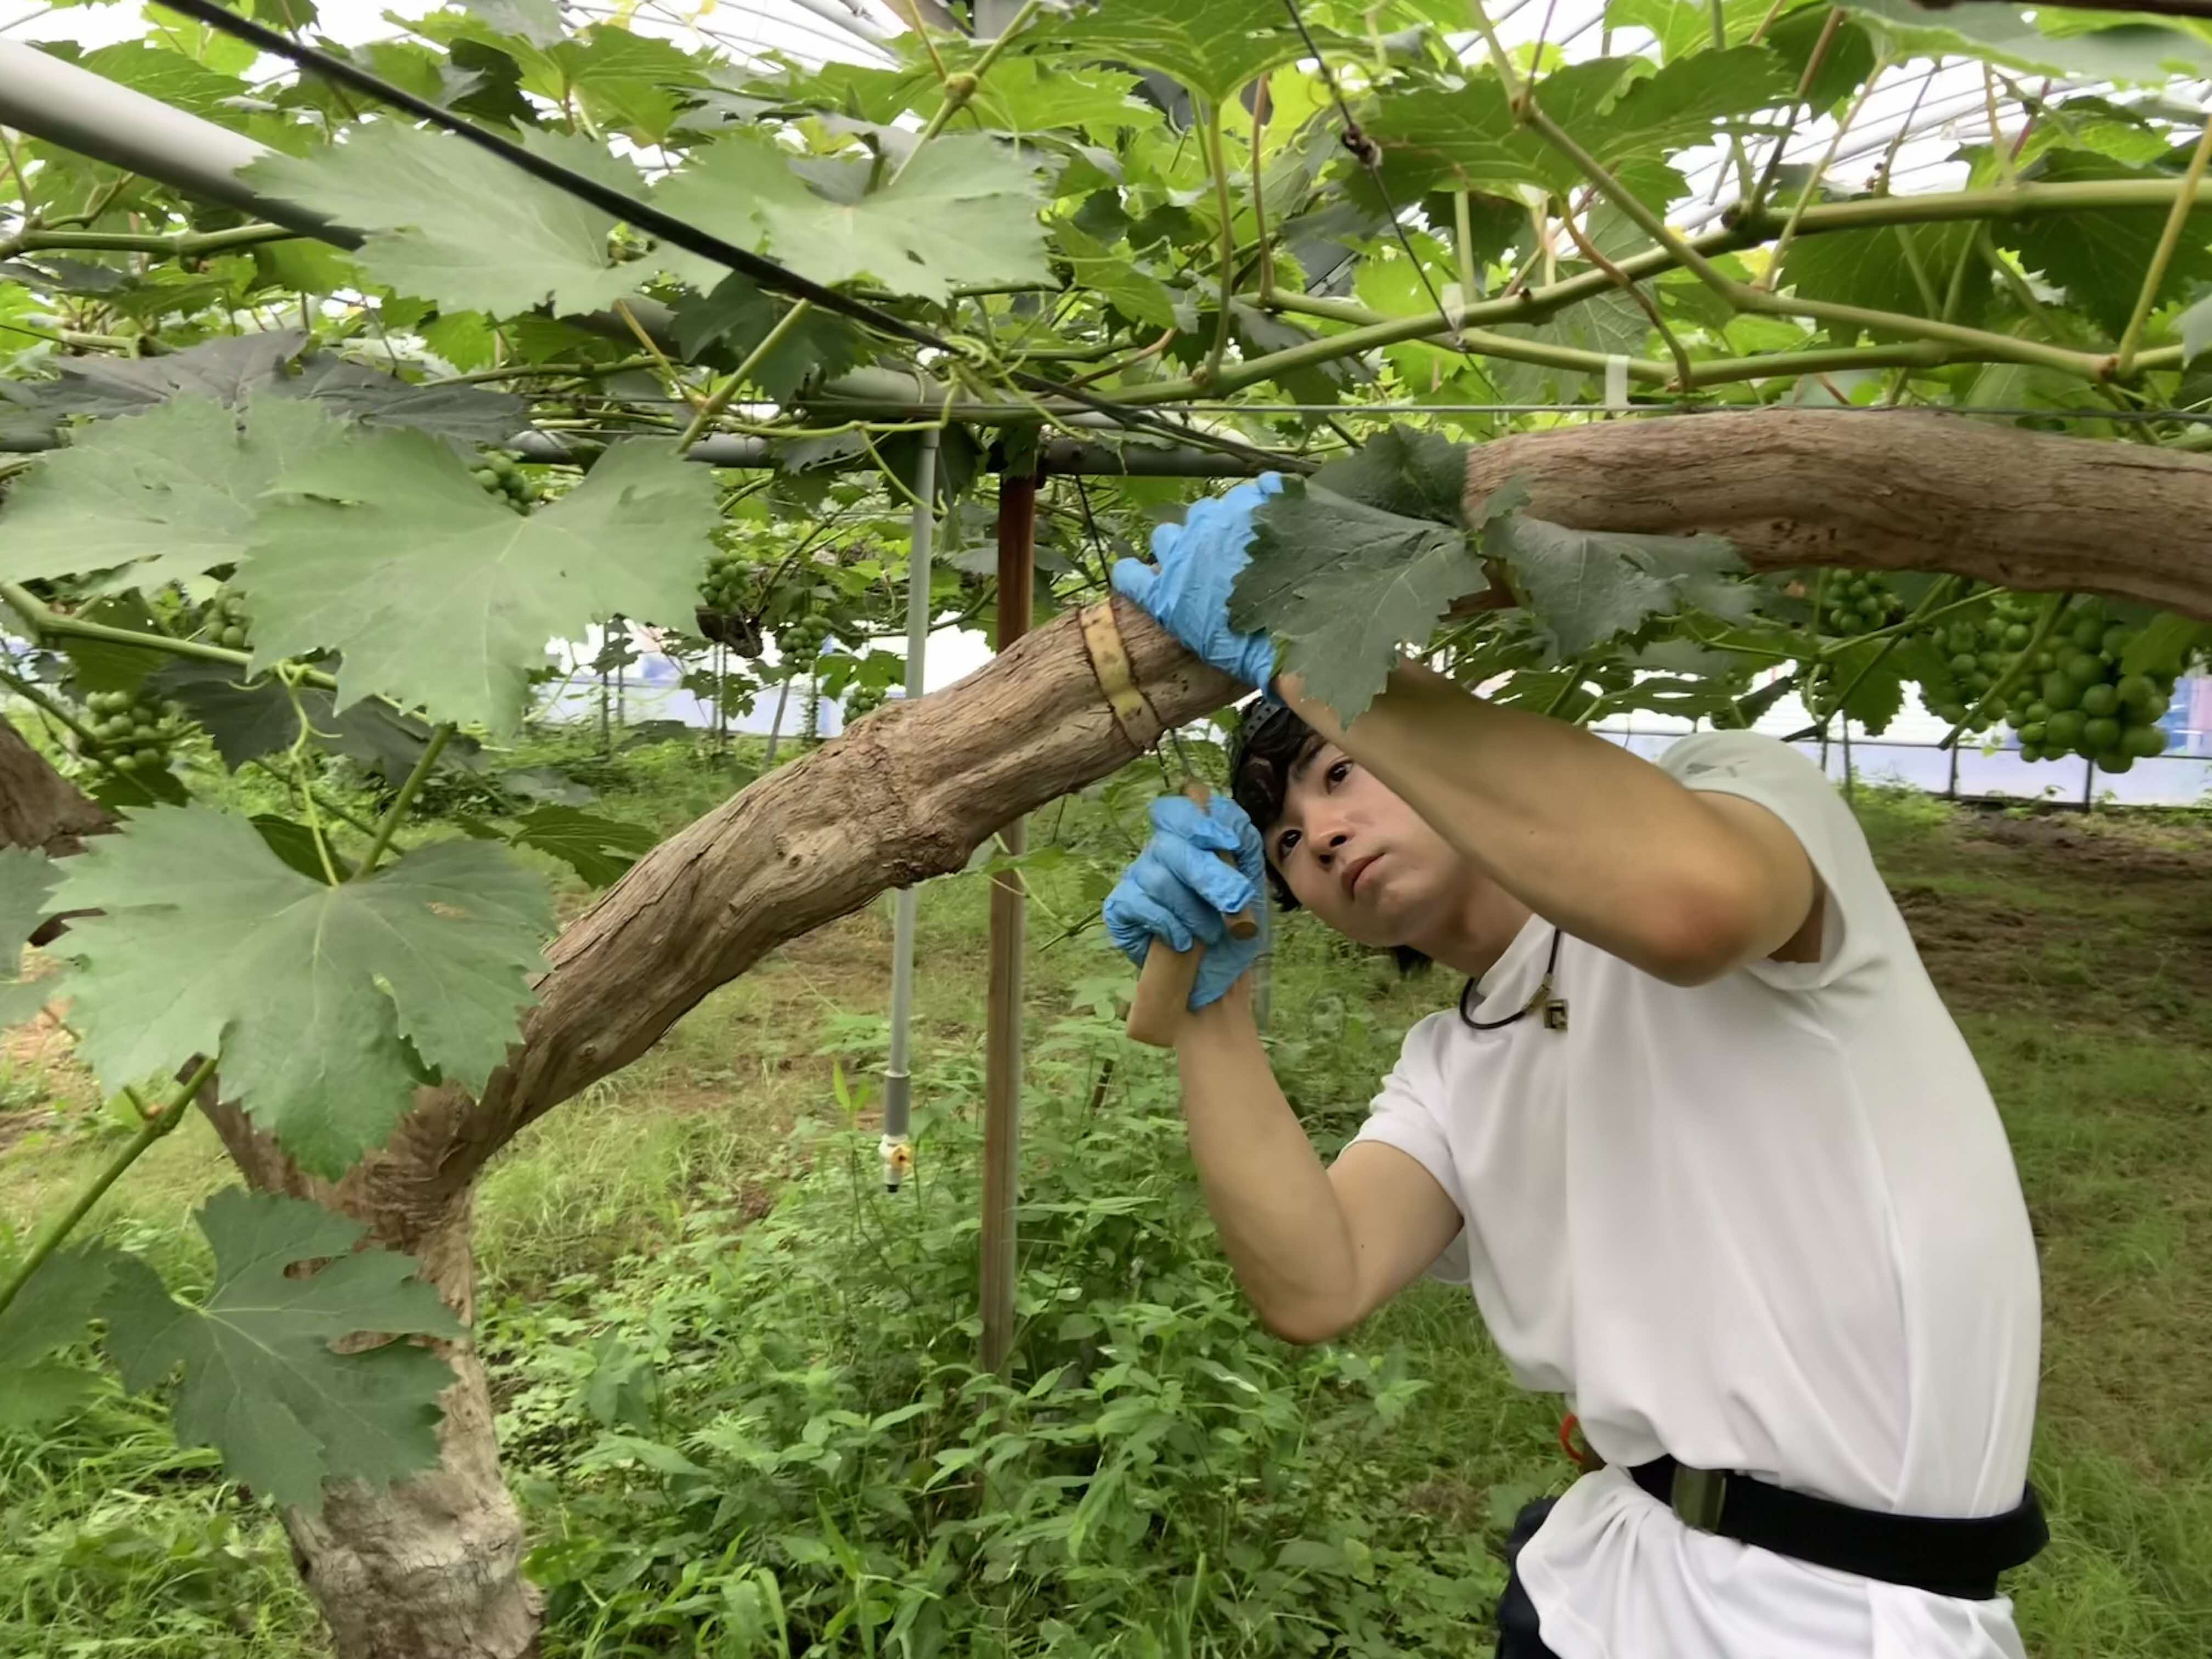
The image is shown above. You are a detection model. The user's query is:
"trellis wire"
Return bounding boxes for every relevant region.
[139,0,1305,474]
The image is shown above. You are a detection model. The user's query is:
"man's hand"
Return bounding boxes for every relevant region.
[1110,475,1284,688]
[1102,792,1265,1010]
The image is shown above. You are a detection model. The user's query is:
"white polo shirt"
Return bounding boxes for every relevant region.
[1351,731,2041,1659]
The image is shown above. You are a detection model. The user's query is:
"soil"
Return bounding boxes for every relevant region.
[1882,809,2212,1030]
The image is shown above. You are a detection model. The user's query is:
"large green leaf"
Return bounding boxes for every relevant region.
[102,1188,461,1511]
[1228,480,1523,721]
[2007,150,2212,335]
[241,124,654,320]
[0,394,350,591]
[466,805,659,887]
[0,1246,117,1430]
[960,60,1165,137]
[666,274,868,399]
[1,845,64,1029]
[1019,0,1310,105]
[239,424,718,736]
[1488,515,1742,656]
[1844,0,2212,81]
[1368,50,1789,202]
[1781,221,1984,340]
[26,329,528,445]
[1054,222,1184,332]
[1306,425,1470,524]
[51,808,550,1177]
[656,133,1051,305]
[551,24,708,143]
[149,659,471,781]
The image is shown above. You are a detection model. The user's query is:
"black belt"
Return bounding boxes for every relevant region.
[1628,1456,2048,1601]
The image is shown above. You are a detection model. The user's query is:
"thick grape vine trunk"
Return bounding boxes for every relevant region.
[1,720,110,856]
[1460,409,2212,619]
[10,419,2212,1658]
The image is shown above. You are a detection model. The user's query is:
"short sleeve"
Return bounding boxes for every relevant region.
[1345,1013,1473,1285]
[1658,730,1894,991]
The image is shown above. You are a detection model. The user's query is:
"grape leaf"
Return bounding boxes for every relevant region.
[149,659,476,781]
[552,25,708,144]
[472,806,659,887]
[2008,151,2212,335]
[2120,612,2210,678]
[1369,50,1787,201]
[1828,639,1905,735]
[1,846,65,1028]
[24,329,528,446]
[1054,222,1183,331]
[656,133,1051,305]
[1781,222,1984,340]
[0,1245,117,1430]
[250,815,355,884]
[241,124,654,320]
[238,425,717,736]
[1487,516,1742,656]
[278,356,528,448]
[30,330,307,416]
[1307,425,1470,525]
[1019,0,1312,104]
[2178,294,2212,364]
[50,808,550,1177]
[101,1188,461,1511]
[1843,0,2212,81]
[960,60,1165,137]
[454,0,565,49]
[0,394,351,592]
[666,274,869,400]
[1229,480,1525,721]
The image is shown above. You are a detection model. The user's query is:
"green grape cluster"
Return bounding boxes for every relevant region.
[75,687,188,778]
[700,549,748,617]
[1910,591,2043,733]
[843,680,891,723]
[780,612,831,665]
[2006,601,2174,774]
[469,452,540,511]
[210,589,252,651]
[1819,572,1904,637]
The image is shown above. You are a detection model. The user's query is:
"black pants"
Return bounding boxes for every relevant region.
[1495,1497,1565,1659]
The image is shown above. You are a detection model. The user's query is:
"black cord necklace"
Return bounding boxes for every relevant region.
[1459,928,1570,1033]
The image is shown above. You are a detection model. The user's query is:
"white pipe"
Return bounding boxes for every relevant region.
[0,42,351,241]
[881,426,935,1192]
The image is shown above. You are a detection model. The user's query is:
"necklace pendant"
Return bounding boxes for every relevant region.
[1542,996,1570,1032]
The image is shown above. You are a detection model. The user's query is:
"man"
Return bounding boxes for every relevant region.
[1101,477,2046,1659]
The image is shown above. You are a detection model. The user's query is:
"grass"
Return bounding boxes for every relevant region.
[2,762,2208,1656]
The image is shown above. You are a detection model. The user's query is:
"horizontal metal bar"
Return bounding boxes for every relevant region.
[0,43,357,244]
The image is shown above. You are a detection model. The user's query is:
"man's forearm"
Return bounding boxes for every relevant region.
[1279,662,1798,981]
[1173,983,1361,1344]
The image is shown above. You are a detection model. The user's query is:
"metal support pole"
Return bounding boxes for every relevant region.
[979,469,1036,1378]
[882,429,936,1193]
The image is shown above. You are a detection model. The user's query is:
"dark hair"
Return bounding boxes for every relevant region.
[1228,698,1431,976]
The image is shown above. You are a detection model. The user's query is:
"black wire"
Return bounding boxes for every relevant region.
[1458,927,1565,1032]
[146,0,1308,476]
[1276,0,1463,348]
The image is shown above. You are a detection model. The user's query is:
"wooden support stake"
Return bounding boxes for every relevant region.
[979,470,1037,1377]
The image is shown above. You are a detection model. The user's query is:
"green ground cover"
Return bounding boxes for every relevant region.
[3,742,2206,1658]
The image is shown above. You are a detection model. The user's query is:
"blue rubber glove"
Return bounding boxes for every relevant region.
[1110,474,1284,689]
[1103,793,1266,1010]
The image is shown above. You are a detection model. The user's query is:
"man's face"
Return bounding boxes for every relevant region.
[1263,741,1473,949]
